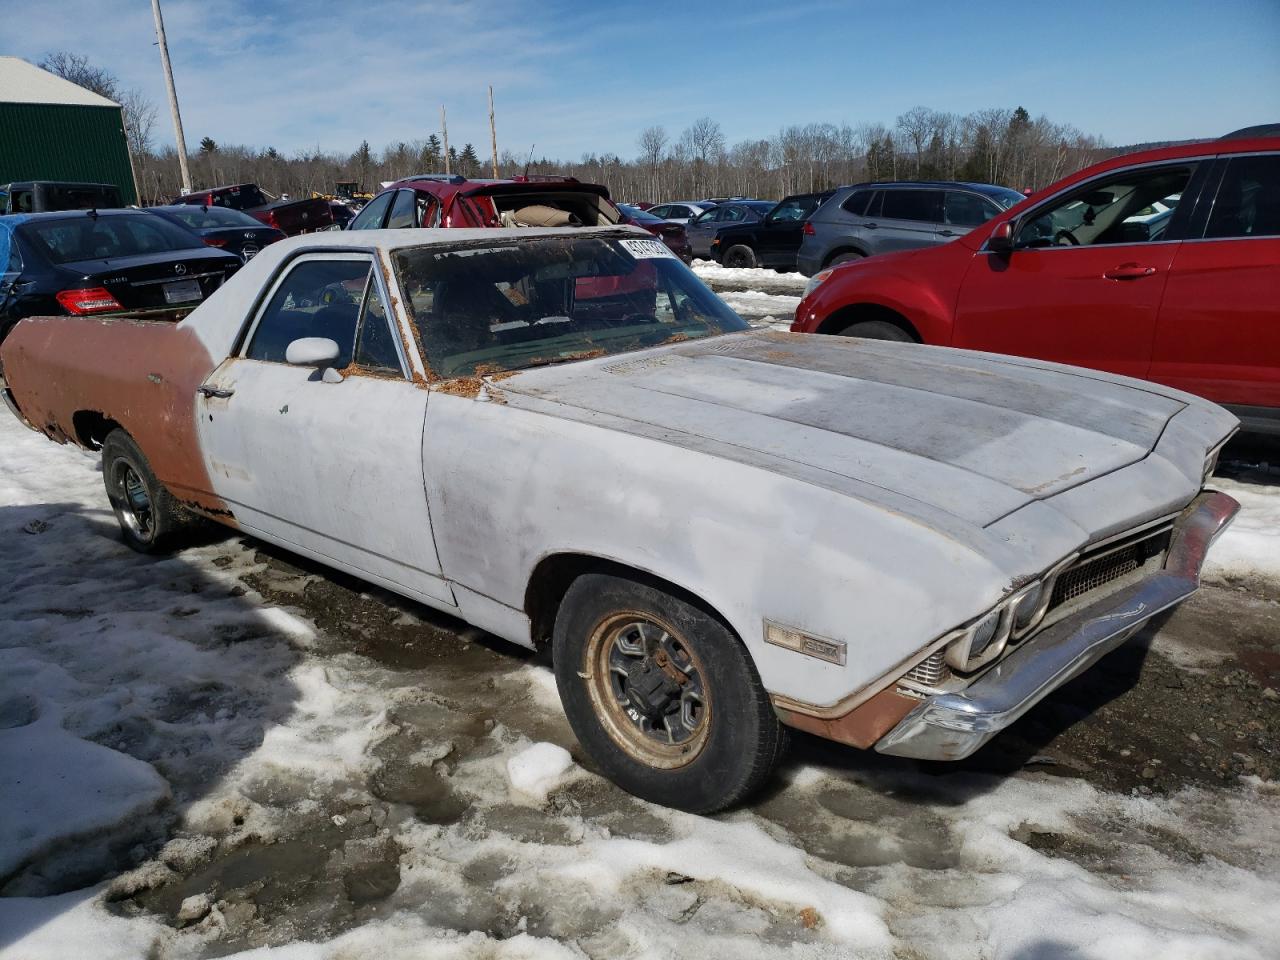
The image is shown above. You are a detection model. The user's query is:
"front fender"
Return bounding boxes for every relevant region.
[425,396,1012,708]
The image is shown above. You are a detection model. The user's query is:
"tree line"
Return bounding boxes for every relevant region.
[39,52,1108,206]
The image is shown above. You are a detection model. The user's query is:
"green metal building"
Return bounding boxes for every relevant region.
[0,56,138,204]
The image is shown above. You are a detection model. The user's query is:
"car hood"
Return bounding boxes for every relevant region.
[492,331,1193,530]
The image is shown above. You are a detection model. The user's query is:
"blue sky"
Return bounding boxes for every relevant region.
[7,0,1279,161]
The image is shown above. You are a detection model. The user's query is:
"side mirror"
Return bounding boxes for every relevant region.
[286,337,343,382]
[987,221,1014,253]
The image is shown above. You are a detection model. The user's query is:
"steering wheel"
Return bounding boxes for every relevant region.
[1054,228,1080,246]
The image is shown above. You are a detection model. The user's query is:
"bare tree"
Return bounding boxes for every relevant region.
[680,117,725,196]
[637,126,668,200]
[37,51,119,99]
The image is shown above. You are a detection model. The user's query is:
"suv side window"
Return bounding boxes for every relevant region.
[385,189,417,229]
[246,258,373,365]
[879,189,942,223]
[1204,154,1280,239]
[841,191,872,216]
[944,191,999,227]
[649,205,670,218]
[721,206,747,223]
[692,208,721,225]
[1016,164,1195,248]
[349,191,393,230]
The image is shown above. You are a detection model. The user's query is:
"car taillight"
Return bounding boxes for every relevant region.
[203,237,228,247]
[56,287,122,315]
[803,222,815,236]
[264,210,281,229]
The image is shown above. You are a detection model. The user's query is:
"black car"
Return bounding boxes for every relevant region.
[683,200,777,259]
[2,181,124,215]
[710,191,834,270]
[147,204,286,262]
[0,209,241,350]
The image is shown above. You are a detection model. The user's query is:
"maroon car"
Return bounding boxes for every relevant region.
[617,204,693,263]
[347,174,622,231]
[173,184,334,236]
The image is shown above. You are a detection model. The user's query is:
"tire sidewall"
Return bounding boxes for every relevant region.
[102,431,173,552]
[724,245,756,269]
[553,574,774,812]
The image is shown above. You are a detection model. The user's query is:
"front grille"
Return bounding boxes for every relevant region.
[1049,527,1172,611]
[903,649,949,687]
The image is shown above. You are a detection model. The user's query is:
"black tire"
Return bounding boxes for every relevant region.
[553,573,786,813]
[101,429,191,553]
[826,251,865,268]
[837,320,914,342]
[723,245,757,269]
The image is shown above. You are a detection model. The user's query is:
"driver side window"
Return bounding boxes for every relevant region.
[349,191,393,230]
[1015,164,1194,248]
[246,258,374,366]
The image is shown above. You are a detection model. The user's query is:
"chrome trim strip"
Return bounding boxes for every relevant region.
[875,492,1239,760]
[129,270,226,287]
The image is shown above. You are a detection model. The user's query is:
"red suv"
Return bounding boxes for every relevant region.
[347,174,622,231]
[792,134,1280,435]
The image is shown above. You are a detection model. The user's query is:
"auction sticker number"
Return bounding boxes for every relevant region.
[619,238,677,260]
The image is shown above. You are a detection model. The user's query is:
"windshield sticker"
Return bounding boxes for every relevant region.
[619,238,677,260]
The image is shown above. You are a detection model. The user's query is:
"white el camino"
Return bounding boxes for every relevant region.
[0,226,1239,812]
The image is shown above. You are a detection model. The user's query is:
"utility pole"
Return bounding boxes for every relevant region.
[150,0,191,194]
[488,85,499,178]
[441,105,450,175]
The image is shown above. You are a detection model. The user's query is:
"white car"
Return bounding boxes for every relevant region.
[646,201,716,226]
[1,226,1239,812]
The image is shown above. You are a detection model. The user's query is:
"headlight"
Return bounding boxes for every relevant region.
[1010,581,1048,637]
[802,268,834,299]
[944,605,1012,672]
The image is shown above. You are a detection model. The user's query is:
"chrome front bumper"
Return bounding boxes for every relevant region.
[875,491,1240,761]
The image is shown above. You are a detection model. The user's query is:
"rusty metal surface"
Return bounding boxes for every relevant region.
[774,687,919,750]
[0,316,230,517]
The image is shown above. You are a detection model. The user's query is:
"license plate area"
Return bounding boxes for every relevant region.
[164,278,202,304]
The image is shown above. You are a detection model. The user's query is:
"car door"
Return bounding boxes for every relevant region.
[869,188,944,254]
[685,207,724,257]
[195,251,455,607]
[755,197,812,266]
[952,160,1201,379]
[1149,152,1280,421]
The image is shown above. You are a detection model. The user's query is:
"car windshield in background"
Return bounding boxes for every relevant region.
[617,204,665,224]
[20,214,206,264]
[161,206,264,229]
[990,187,1029,208]
[394,235,747,378]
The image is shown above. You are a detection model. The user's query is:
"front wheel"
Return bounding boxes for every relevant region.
[723,245,757,269]
[837,320,914,342]
[101,429,191,553]
[553,573,786,813]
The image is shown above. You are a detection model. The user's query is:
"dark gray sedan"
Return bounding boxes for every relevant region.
[685,200,775,259]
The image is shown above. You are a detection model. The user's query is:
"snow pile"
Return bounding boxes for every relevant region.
[506,742,575,802]
[691,259,806,288]
[714,289,801,323]
[1205,477,1280,586]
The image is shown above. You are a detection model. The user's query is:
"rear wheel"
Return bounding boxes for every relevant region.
[827,251,865,268]
[102,429,191,553]
[723,245,757,269]
[553,573,786,813]
[837,320,914,342]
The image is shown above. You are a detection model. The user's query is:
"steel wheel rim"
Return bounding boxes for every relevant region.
[584,612,711,769]
[112,459,154,541]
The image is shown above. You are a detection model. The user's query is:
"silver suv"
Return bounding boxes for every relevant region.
[796,181,1025,276]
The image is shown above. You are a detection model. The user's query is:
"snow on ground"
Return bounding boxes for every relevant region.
[691,259,806,289]
[1,363,1279,957]
[1204,476,1280,587]
[712,290,800,329]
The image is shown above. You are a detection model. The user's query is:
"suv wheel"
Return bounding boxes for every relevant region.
[837,320,914,342]
[827,251,865,268]
[553,573,786,813]
[723,245,757,269]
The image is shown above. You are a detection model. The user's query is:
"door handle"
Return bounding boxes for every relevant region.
[1103,264,1157,280]
[197,385,235,399]
[862,222,878,229]
[938,229,957,237]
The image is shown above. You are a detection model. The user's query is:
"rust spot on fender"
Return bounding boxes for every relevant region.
[774,686,918,750]
[0,316,231,518]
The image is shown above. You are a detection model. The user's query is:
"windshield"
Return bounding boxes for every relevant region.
[988,187,1029,209]
[20,213,206,263]
[394,235,747,378]
[160,205,263,229]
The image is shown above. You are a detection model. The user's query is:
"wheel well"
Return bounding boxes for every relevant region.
[821,245,868,267]
[524,553,737,649]
[71,411,123,450]
[816,303,920,341]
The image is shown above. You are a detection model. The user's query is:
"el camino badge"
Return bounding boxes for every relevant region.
[764,621,847,666]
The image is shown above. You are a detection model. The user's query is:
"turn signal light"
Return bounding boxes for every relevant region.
[56,287,122,315]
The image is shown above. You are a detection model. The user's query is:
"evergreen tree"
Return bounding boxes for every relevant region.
[459,143,480,177]
[422,134,442,171]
